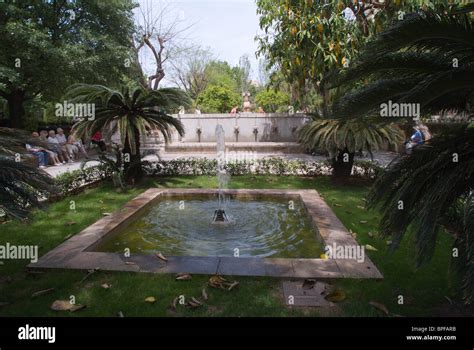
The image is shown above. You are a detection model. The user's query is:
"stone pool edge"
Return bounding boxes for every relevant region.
[28,188,383,279]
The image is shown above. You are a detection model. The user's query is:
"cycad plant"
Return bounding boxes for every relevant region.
[299,117,404,177]
[66,84,190,184]
[0,128,56,219]
[328,7,474,303]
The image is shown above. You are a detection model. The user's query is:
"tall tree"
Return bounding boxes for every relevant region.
[236,54,252,94]
[0,0,138,128]
[134,0,194,90]
[168,46,214,100]
[256,0,461,115]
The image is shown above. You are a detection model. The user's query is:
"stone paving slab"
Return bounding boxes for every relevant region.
[217,257,267,276]
[291,259,342,279]
[335,258,383,279]
[30,188,383,280]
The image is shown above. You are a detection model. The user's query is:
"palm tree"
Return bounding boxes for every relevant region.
[327,7,474,302]
[66,84,190,183]
[0,128,56,219]
[299,117,404,178]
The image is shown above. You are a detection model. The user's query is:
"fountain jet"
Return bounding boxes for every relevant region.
[214,124,230,223]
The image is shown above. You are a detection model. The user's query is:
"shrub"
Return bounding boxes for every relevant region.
[143,157,383,179]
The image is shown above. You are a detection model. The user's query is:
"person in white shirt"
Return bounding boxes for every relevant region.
[48,130,72,163]
[32,131,61,166]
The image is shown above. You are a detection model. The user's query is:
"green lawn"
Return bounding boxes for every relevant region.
[0,176,457,317]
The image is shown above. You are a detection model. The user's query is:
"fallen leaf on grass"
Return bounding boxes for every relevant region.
[191,297,202,305]
[31,288,55,298]
[356,205,365,210]
[144,297,156,303]
[208,275,238,291]
[334,203,343,207]
[369,301,389,315]
[187,300,201,308]
[227,281,239,291]
[51,300,86,312]
[171,297,179,310]
[175,273,192,281]
[117,311,124,318]
[101,283,112,289]
[365,244,378,252]
[325,290,346,302]
[208,275,226,287]
[202,288,208,301]
[359,220,368,224]
[155,252,168,262]
[386,240,393,245]
[367,232,374,238]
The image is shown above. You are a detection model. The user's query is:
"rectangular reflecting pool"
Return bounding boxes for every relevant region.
[31,189,383,279]
[96,196,323,258]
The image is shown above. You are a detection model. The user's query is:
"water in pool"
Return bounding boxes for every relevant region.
[97,196,322,258]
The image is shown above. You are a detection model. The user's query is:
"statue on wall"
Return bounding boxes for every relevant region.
[242,92,252,113]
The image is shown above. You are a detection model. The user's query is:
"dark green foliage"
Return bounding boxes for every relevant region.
[0,128,56,218]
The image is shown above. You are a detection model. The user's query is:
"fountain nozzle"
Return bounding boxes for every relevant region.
[213,209,228,222]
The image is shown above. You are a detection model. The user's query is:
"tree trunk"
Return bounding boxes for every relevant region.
[7,89,26,128]
[122,126,143,184]
[332,147,355,178]
[316,80,329,118]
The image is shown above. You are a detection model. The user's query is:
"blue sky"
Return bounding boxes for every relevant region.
[135,0,262,86]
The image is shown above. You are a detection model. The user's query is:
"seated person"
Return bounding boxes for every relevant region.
[33,131,61,166]
[26,133,49,168]
[56,128,77,160]
[68,134,88,159]
[410,126,424,146]
[48,130,72,163]
[91,131,107,152]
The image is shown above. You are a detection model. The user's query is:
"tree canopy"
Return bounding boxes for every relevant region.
[0,0,138,128]
[256,0,467,114]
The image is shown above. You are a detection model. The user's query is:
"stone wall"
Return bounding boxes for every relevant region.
[172,113,309,143]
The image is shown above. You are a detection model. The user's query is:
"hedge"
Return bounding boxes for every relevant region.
[55,157,385,195]
[142,157,384,178]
